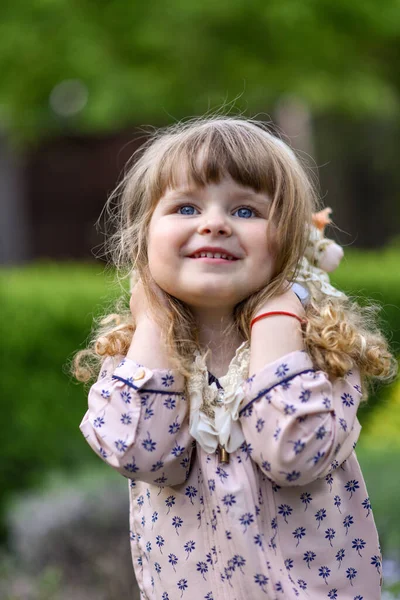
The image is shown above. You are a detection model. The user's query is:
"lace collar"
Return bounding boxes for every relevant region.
[187,341,250,454]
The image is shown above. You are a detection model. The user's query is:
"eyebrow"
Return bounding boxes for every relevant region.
[162,188,269,206]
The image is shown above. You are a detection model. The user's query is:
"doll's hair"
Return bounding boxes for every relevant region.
[73,116,397,395]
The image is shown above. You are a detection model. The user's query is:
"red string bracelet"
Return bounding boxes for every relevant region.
[250,311,308,330]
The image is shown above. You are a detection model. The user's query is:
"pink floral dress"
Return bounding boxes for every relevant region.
[80,344,382,600]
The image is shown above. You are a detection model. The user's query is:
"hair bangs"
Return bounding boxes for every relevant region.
[152,122,277,202]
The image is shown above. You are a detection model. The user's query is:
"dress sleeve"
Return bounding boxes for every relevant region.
[239,350,362,486]
[79,355,194,486]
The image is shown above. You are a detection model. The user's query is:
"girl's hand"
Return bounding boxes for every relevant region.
[252,281,306,321]
[130,278,169,329]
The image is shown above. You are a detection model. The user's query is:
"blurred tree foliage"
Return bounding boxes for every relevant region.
[1,0,400,142]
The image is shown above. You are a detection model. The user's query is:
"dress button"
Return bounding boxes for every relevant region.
[133,368,145,381]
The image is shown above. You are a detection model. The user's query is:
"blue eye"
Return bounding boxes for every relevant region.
[178,205,197,215]
[234,207,255,219]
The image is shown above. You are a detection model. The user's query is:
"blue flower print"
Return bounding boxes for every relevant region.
[278,504,293,524]
[354,383,362,393]
[284,558,294,570]
[290,439,305,455]
[156,535,164,553]
[260,454,271,472]
[171,443,185,457]
[274,426,282,441]
[309,451,325,465]
[334,495,342,513]
[323,397,331,409]
[242,441,255,460]
[151,460,164,472]
[162,593,169,600]
[342,392,354,407]
[319,565,331,585]
[325,528,336,547]
[184,540,196,559]
[168,553,178,571]
[345,479,360,498]
[222,494,236,512]
[216,466,229,482]
[275,363,289,378]
[283,470,301,482]
[354,596,363,600]
[142,432,156,452]
[316,425,327,440]
[283,403,296,415]
[275,581,284,592]
[315,508,327,528]
[362,497,372,517]
[339,418,348,432]
[93,416,105,428]
[172,516,183,535]
[233,554,246,573]
[141,516,146,527]
[328,589,338,599]
[208,479,216,493]
[164,397,176,410]
[256,418,265,432]
[343,514,354,534]
[180,456,190,470]
[146,541,151,554]
[293,527,306,546]
[303,551,316,569]
[154,474,168,485]
[140,394,148,407]
[226,530,232,541]
[371,555,381,572]
[154,561,161,578]
[165,495,175,513]
[100,369,107,379]
[98,447,108,459]
[204,593,214,600]
[162,373,174,387]
[144,407,154,420]
[197,561,208,580]
[300,492,312,511]
[346,567,357,586]
[352,538,366,557]
[151,511,158,526]
[335,548,345,568]
[120,413,132,425]
[114,439,128,453]
[120,390,131,403]
[326,473,333,491]
[239,512,254,532]
[297,579,307,590]
[124,457,139,473]
[254,533,264,548]
[177,578,188,596]
[254,573,269,594]
[299,389,311,402]
[241,404,254,417]
[185,485,197,504]
[169,421,181,434]
[101,389,111,399]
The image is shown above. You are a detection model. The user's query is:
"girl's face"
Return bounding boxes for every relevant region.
[147,175,277,310]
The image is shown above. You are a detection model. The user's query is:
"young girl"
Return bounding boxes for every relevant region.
[75,117,397,600]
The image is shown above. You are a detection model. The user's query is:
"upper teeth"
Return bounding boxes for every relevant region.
[192,252,234,260]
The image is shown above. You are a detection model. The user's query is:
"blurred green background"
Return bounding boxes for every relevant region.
[1,1,400,598]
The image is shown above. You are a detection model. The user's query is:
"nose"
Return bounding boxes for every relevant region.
[197,209,232,237]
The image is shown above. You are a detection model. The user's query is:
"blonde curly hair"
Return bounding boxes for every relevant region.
[73,116,397,396]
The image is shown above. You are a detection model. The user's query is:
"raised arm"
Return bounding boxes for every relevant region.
[239,286,362,486]
[79,281,194,486]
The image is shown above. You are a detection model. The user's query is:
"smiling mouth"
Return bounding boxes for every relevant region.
[189,252,238,261]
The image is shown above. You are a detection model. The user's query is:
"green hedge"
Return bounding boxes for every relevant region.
[0,252,399,537]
